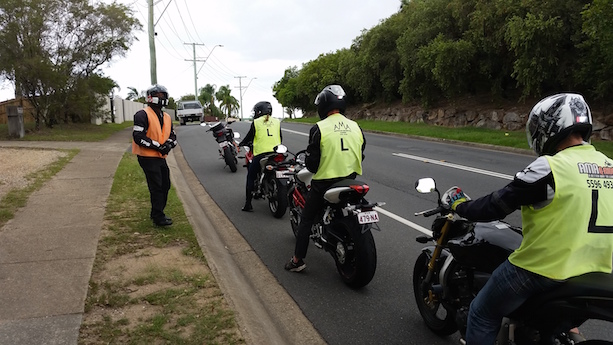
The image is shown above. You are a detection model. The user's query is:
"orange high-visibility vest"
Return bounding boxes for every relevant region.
[132,107,172,158]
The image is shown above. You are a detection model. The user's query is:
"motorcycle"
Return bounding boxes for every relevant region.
[240,144,295,218]
[202,122,240,173]
[412,177,613,345]
[287,151,384,288]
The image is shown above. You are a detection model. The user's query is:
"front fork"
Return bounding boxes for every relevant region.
[424,214,453,286]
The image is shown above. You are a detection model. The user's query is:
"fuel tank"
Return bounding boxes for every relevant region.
[447,221,522,273]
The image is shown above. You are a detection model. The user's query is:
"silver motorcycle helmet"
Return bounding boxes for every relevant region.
[526,93,592,156]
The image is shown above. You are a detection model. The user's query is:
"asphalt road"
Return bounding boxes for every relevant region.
[176,120,612,344]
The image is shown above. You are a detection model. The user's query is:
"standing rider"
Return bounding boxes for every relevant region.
[237,101,282,212]
[444,93,613,344]
[132,84,177,227]
[285,85,366,272]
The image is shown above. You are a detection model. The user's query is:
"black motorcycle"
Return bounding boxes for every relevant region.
[203,122,240,173]
[287,151,384,288]
[243,144,295,218]
[413,177,613,344]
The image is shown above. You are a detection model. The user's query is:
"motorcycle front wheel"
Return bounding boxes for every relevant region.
[331,220,377,289]
[413,252,458,336]
[267,177,288,218]
[223,146,238,172]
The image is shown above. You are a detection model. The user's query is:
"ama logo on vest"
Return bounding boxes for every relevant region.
[334,121,352,134]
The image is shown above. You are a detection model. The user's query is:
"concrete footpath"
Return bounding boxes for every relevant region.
[0,127,324,345]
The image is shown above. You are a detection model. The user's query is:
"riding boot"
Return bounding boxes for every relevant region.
[242,187,253,212]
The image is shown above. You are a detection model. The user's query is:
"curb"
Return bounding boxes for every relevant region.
[167,144,326,345]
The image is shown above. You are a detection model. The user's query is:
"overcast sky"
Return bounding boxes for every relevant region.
[0,0,402,119]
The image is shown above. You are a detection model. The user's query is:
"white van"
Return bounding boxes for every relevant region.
[176,100,204,125]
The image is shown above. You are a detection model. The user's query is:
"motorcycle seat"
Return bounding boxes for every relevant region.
[324,179,369,204]
[509,272,613,318]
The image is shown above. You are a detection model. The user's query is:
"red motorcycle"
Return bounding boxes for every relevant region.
[287,150,384,288]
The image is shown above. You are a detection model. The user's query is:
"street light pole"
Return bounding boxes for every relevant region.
[185,44,223,100]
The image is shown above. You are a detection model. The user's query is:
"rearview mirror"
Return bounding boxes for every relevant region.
[275,144,288,154]
[415,178,436,194]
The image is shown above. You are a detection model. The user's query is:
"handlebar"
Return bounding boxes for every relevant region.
[414,205,447,217]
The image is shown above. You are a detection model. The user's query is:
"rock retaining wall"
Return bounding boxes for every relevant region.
[340,102,613,141]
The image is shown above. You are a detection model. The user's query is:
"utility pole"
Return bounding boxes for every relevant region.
[148,0,172,85]
[184,42,206,100]
[148,0,157,84]
[234,76,247,120]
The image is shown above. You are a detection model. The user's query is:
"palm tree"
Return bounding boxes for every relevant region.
[199,84,221,117]
[126,86,141,101]
[215,85,239,120]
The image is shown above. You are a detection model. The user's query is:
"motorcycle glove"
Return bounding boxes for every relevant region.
[158,143,171,155]
[442,186,471,211]
[165,138,177,148]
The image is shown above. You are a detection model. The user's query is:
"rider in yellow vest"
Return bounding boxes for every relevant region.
[237,101,282,212]
[285,85,366,272]
[132,84,177,227]
[444,93,613,344]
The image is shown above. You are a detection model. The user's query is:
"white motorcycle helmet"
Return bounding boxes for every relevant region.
[526,93,592,156]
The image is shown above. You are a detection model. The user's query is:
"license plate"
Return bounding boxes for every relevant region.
[219,141,230,148]
[357,210,379,224]
[276,170,290,178]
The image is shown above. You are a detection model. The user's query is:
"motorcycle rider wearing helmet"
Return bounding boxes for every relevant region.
[237,101,282,212]
[444,93,613,344]
[285,85,366,272]
[132,84,177,227]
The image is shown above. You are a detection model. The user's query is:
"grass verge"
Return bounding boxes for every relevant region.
[78,152,244,345]
[0,149,78,228]
[0,122,133,141]
[284,117,613,157]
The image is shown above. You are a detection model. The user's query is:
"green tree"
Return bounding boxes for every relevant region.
[578,0,613,98]
[126,87,141,101]
[215,85,239,119]
[0,0,141,129]
[273,67,301,118]
[198,84,222,117]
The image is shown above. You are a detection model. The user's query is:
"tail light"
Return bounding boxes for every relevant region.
[350,184,369,195]
[273,154,285,163]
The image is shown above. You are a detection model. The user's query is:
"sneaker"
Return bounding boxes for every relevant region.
[284,258,306,272]
[242,203,253,212]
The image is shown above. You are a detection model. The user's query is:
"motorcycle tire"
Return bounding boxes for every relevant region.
[413,252,458,336]
[332,220,377,289]
[268,177,288,218]
[224,146,238,173]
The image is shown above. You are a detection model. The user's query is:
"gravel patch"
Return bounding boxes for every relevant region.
[0,148,69,199]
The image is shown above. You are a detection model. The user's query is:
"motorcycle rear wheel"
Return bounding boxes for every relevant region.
[331,221,377,289]
[268,177,288,218]
[223,146,237,173]
[413,252,458,336]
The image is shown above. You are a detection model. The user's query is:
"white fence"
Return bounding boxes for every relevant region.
[96,96,176,124]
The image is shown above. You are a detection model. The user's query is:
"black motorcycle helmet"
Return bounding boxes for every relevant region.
[252,101,273,119]
[314,85,346,120]
[146,84,169,107]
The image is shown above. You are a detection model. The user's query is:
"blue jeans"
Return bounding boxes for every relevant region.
[465,260,563,345]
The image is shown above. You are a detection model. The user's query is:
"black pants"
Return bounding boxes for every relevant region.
[246,154,266,190]
[138,156,171,222]
[294,180,336,259]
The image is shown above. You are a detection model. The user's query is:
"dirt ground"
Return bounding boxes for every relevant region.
[0,148,68,200]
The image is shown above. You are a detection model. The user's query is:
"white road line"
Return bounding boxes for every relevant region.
[282,128,309,137]
[393,153,514,180]
[375,207,432,236]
